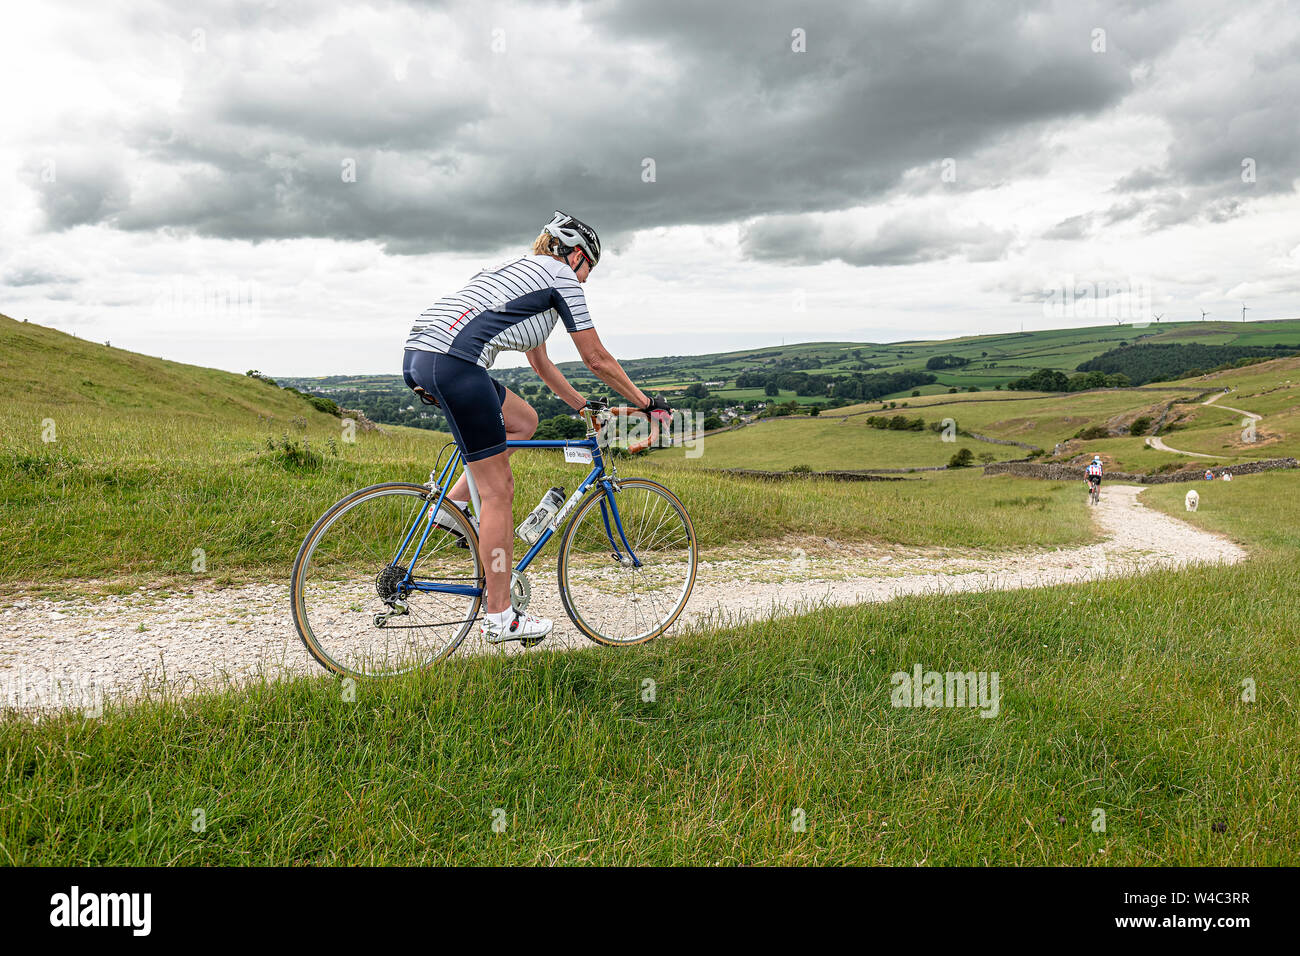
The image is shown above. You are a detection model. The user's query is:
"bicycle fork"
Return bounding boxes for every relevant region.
[598,480,642,568]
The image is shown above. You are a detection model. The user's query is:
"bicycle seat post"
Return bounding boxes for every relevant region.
[464,465,483,518]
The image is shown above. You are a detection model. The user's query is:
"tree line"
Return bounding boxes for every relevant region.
[1074,342,1298,385]
[735,368,936,401]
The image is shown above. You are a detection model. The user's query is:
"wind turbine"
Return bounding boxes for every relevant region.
[1242,303,1250,322]
[1200,309,1209,321]
[1153,313,1163,323]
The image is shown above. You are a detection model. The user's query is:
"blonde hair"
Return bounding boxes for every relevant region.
[531,231,561,258]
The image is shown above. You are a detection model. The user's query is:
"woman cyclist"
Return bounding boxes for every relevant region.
[1085,455,1103,500]
[402,211,670,644]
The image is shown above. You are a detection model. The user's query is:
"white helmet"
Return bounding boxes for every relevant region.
[1093,456,1102,463]
[542,210,601,267]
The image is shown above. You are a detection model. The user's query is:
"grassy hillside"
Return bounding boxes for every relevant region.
[0,313,344,444]
[1149,357,1300,461]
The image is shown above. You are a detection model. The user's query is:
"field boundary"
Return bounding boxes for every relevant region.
[983,456,1298,483]
[702,468,918,481]
[820,384,1212,420]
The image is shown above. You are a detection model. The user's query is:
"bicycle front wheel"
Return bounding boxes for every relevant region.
[291,482,483,678]
[557,478,697,646]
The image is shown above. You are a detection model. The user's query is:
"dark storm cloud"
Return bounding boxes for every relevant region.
[1100,32,1300,229]
[27,154,131,231]
[28,0,1286,260]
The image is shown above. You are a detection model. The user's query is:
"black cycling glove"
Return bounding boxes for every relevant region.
[641,394,671,416]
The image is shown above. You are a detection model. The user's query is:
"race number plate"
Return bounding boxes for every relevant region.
[563,446,594,464]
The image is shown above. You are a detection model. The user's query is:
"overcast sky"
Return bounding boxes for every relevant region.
[3,0,1298,375]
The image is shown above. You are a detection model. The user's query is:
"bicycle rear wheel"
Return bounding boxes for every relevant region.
[291,482,482,678]
[557,478,697,646]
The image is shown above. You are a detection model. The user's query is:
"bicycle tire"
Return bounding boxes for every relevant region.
[556,477,697,646]
[291,482,483,677]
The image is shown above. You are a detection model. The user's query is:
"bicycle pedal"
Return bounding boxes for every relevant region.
[519,637,545,648]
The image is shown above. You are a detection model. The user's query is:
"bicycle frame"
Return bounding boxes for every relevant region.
[389,433,641,601]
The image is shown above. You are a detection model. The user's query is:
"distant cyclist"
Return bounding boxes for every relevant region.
[1085,455,1103,499]
[402,211,670,645]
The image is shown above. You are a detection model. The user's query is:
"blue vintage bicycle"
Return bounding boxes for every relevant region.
[291,402,697,678]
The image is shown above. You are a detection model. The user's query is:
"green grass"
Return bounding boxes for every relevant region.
[654,466,1094,551]
[689,385,1227,473]
[672,416,1022,469]
[1139,470,1300,553]
[0,418,1096,589]
[4,544,1296,864]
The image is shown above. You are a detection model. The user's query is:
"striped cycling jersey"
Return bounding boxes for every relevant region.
[405,255,593,369]
[1086,463,1103,477]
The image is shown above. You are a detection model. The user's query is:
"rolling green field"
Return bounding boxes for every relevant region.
[281,318,1300,414]
[611,318,1300,390]
[687,385,1193,471]
[677,416,1023,470]
[695,355,1300,474]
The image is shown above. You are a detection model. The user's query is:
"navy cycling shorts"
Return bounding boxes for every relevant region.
[403,348,508,462]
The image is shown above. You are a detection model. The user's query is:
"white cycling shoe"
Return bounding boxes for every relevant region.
[480,609,553,645]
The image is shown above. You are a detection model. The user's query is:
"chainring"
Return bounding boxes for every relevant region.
[510,570,531,611]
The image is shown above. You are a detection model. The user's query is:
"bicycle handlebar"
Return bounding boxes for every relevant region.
[580,403,665,454]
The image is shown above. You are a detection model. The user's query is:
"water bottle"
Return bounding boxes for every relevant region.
[516,487,566,545]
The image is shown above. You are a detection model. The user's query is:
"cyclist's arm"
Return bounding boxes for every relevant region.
[569,328,651,410]
[525,343,586,410]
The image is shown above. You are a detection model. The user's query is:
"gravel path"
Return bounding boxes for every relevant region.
[1145,389,1259,458]
[0,484,1245,714]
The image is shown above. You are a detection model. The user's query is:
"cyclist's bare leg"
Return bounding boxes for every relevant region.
[445,388,538,504]
[460,390,539,615]
[466,451,515,614]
